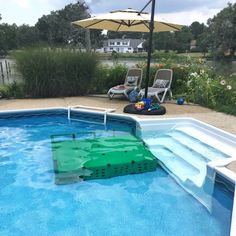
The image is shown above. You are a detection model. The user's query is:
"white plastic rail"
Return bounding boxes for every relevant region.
[68,105,116,125]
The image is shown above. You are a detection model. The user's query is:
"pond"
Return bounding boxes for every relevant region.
[1,58,235,86]
[0,58,22,85]
[100,59,236,76]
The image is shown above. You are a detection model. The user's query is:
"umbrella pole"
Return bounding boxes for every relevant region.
[144,0,156,98]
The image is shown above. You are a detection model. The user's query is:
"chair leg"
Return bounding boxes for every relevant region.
[124,90,130,99]
[169,89,173,100]
[155,93,161,103]
[138,91,144,101]
[107,90,114,100]
[160,89,168,103]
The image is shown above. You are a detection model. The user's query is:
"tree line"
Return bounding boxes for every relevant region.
[152,2,235,60]
[0,1,102,55]
[0,1,235,60]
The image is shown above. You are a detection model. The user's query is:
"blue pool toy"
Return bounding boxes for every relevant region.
[177,97,185,105]
[142,98,152,110]
[129,90,139,103]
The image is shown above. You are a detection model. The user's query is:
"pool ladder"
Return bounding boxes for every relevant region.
[68,105,116,125]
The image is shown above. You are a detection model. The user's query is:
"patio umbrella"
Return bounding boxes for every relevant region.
[72,0,183,98]
[72,9,182,33]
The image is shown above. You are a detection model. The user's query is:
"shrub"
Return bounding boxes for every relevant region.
[89,64,128,94]
[13,48,98,97]
[90,59,235,116]
[0,81,24,98]
[211,77,236,115]
[183,63,236,115]
[152,51,188,62]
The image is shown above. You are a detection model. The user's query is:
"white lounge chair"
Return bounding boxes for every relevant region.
[138,69,173,103]
[107,68,143,100]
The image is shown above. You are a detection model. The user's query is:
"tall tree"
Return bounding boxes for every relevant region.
[207,3,236,60]
[35,1,102,48]
[0,23,17,52]
[107,31,146,39]
[197,29,211,56]
[16,24,39,48]
[174,27,193,53]
[190,21,205,40]
[153,32,176,52]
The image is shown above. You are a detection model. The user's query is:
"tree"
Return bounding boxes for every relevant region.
[35,1,102,48]
[153,32,176,52]
[206,3,236,60]
[174,27,193,53]
[0,23,17,52]
[16,24,39,48]
[190,21,205,40]
[107,31,146,39]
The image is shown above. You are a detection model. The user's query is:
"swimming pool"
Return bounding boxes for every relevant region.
[0,108,235,236]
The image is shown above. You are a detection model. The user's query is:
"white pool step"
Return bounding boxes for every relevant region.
[146,137,206,169]
[151,147,200,182]
[175,126,235,157]
[142,124,233,188]
[143,131,218,187]
[167,131,228,161]
[147,142,207,187]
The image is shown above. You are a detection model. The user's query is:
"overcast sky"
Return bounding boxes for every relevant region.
[0,0,235,26]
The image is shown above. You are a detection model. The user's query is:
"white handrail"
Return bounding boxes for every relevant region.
[68,105,116,125]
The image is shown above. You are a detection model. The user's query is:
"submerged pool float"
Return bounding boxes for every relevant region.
[51,133,158,184]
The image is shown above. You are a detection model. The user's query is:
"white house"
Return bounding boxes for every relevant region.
[101,39,145,53]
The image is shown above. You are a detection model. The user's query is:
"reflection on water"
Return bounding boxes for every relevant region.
[1,58,235,86]
[101,59,236,74]
[0,58,22,85]
[100,59,146,67]
[206,61,236,76]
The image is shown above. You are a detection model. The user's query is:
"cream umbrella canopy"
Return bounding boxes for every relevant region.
[72,1,183,99]
[72,8,182,33]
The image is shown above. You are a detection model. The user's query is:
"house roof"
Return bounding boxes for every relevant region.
[130,39,144,48]
[103,38,144,48]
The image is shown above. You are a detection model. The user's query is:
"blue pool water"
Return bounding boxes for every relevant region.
[0,112,234,236]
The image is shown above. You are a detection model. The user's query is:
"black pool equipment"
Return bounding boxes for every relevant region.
[123,98,166,115]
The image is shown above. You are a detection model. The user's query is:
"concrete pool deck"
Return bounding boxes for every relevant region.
[1,95,235,134]
[1,95,236,173]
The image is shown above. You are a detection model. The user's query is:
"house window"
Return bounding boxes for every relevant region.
[109,42,115,46]
[123,42,128,45]
[116,42,121,45]
[128,48,132,50]
[110,47,113,50]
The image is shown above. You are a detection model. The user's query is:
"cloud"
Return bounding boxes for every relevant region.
[87,0,235,14]
[86,0,236,25]
[0,0,235,26]
[11,0,30,8]
[154,0,231,13]
[158,7,221,25]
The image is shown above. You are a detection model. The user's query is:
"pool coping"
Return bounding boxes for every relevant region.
[0,106,236,235]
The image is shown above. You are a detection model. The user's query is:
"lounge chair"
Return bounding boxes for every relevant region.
[107,68,143,100]
[138,69,173,103]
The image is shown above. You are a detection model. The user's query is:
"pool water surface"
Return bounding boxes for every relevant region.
[0,113,234,236]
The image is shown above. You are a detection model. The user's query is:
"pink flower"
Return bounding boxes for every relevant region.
[220,80,226,85]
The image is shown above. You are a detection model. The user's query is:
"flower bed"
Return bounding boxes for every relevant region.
[90,58,235,116]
